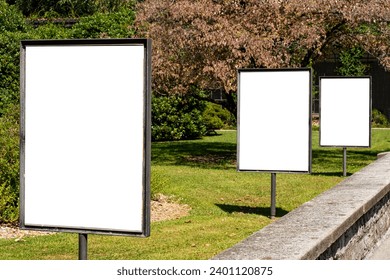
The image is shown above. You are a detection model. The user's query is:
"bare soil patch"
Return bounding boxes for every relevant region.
[1,194,190,240]
[151,194,191,222]
[0,225,53,241]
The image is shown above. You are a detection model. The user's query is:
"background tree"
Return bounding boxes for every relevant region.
[336,46,369,76]
[135,0,390,116]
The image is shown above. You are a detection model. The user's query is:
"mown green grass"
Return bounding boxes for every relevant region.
[1,129,389,260]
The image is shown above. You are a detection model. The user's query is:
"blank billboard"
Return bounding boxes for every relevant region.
[238,69,312,173]
[20,39,151,236]
[320,77,371,147]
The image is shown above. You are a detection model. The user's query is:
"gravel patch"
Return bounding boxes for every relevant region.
[0,225,53,241]
[1,194,191,240]
[151,194,191,222]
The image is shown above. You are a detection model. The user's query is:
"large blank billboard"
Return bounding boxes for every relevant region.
[320,77,371,147]
[238,69,312,173]
[20,39,151,236]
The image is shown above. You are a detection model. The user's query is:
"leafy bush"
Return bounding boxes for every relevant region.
[372,109,390,128]
[336,47,369,76]
[70,7,135,38]
[202,102,236,132]
[1,1,28,33]
[0,32,23,114]
[12,0,134,17]
[152,92,207,141]
[30,22,71,39]
[0,182,19,224]
[0,104,19,224]
[0,1,30,114]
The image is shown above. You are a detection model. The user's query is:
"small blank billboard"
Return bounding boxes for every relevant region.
[20,39,151,236]
[320,77,371,147]
[238,69,312,173]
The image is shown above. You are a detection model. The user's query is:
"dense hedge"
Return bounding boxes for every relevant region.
[9,0,135,17]
[203,102,236,132]
[70,7,135,38]
[0,1,29,114]
[0,104,19,223]
[0,1,26,222]
[152,92,207,141]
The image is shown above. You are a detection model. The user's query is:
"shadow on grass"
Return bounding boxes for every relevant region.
[313,148,379,160]
[312,148,379,175]
[152,137,236,169]
[151,131,383,170]
[311,171,347,177]
[216,203,289,218]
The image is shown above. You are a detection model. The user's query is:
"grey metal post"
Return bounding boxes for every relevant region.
[271,173,276,219]
[79,233,88,260]
[343,147,347,177]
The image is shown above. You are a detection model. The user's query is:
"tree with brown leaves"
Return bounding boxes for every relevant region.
[135,0,390,114]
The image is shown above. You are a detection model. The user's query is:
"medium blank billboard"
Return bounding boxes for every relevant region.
[320,77,371,147]
[238,69,312,173]
[20,39,151,236]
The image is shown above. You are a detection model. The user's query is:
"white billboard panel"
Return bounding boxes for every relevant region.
[320,77,371,147]
[20,39,151,236]
[238,69,312,173]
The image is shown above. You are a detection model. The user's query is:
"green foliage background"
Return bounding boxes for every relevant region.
[203,102,236,132]
[336,47,369,76]
[151,92,207,141]
[10,0,134,17]
[0,0,139,223]
[0,104,19,223]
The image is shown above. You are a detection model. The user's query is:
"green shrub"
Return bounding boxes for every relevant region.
[372,109,390,128]
[0,1,30,114]
[202,102,236,132]
[0,104,20,224]
[152,92,207,141]
[0,182,19,224]
[13,0,134,17]
[1,0,28,33]
[70,8,135,38]
[30,22,71,39]
[0,32,23,114]
[336,46,369,76]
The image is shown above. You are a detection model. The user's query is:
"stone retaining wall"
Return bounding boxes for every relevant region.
[213,152,390,260]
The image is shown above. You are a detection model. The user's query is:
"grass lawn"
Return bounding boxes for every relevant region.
[1,129,389,260]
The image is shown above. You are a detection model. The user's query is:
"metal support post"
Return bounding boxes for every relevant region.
[343,147,347,177]
[271,173,276,219]
[79,233,88,260]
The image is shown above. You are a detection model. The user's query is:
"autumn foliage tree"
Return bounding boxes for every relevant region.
[135,0,390,115]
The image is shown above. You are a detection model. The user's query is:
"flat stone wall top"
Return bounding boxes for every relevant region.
[213,152,390,260]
